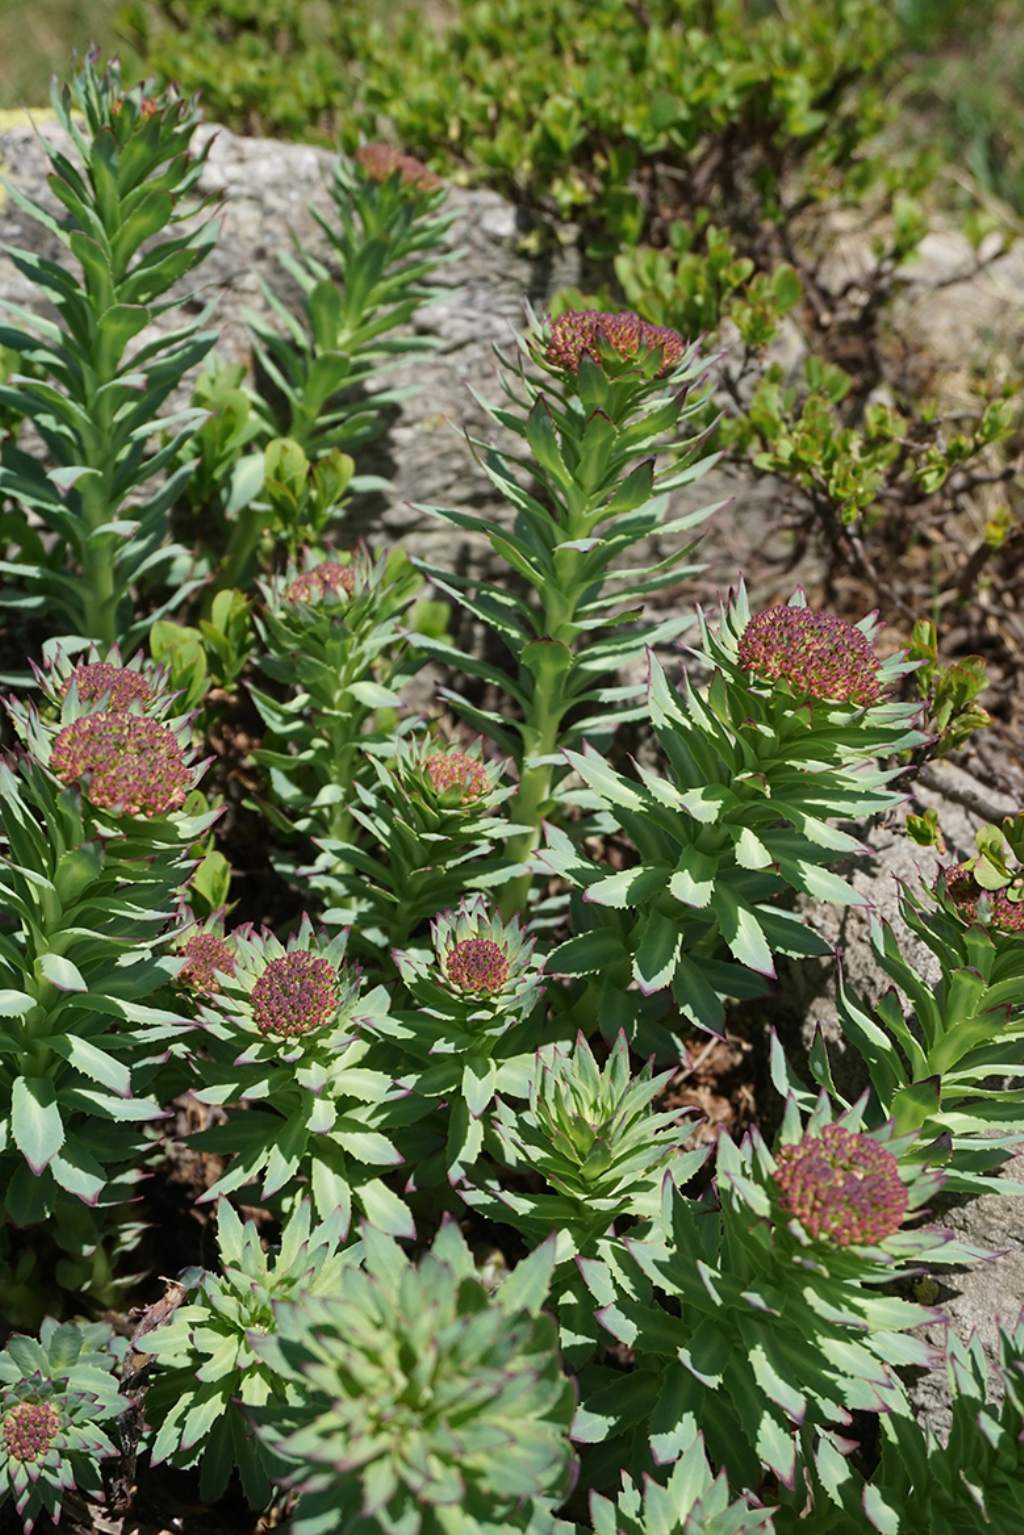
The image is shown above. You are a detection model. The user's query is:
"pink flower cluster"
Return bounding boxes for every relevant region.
[63,662,153,711]
[284,562,356,606]
[545,309,685,376]
[445,937,510,995]
[355,142,441,193]
[3,1401,60,1464]
[943,864,1024,937]
[179,933,236,995]
[51,712,190,818]
[737,606,882,707]
[773,1124,908,1246]
[251,950,340,1038]
[425,751,489,803]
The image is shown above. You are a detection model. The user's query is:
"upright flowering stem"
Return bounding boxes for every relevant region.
[249,145,452,458]
[419,309,721,922]
[0,57,217,647]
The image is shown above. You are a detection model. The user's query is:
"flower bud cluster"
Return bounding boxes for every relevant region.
[284,561,356,606]
[424,749,490,803]
[355,141,442,192]
[445,936,510,995]
[62,662,154,711]
[250,950,341,1038]
[2,1401,61,1464]
[738,605,883,706]
[178,932,236,996]
[546,308,685,375]
[50,711,191,817]
[773,1124,908,1246]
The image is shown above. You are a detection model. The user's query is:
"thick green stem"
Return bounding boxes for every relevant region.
[78,467,118,646]
[499,544,586,920]
[215,508,265,600]
[499,689,564,921]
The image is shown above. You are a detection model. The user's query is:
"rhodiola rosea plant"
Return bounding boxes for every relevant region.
[0,47,1021,1535]
[0,54,217,649]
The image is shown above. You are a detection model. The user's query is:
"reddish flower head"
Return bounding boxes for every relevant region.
[51,712,191,817]
[737,606,882,707]
[942,864,1024,937]
[179,932,236,996]
[3,1401,60,1464]
[425,751,489,803]
[251,950,340,1038]
[773,1124,908,1246]
[445,938,510,995]
[356,142,441,193]
[63,662,153,712]
[284,562,356,606]
[545,309,685,376]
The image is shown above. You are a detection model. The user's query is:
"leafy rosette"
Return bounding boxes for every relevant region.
[376,896,546,1180]
[0,697,215,1236]
[467,1032,706,1252]
[545,585,926,1030]
[801,1315,1024,1532]
[250,546,422,882]
[0,1319,127,1533]
[324,733,521,947]
[572,1095,985,1496]
[591,1427,776,1535]
[935,814,1024,941]
[190,918,413,1237]
[139,1199,359,1509]
[804,855,1024,1196]
[249,1221,576,1535]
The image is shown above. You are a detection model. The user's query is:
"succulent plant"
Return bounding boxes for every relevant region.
[249,1220,576,1534]
[414,306,722,918]
[190,918,412,1235]
[545,586,926,1029]
[15,647,172,726]
[591,1427,776,1534]
[247,145,453,457]
[793,1316,1024,1533]
[469,1031,706,1250]
[320,732,520,948]
[807,851,1024,1196]
[0,689,213,1235]
[373,896,546,1179]
[0,1319,128,1532]
[0,54,217,647]
[250,545,423,884]
[940,814,1024,935]
[573,1094,985,1495]
[140,1199,357,1507]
